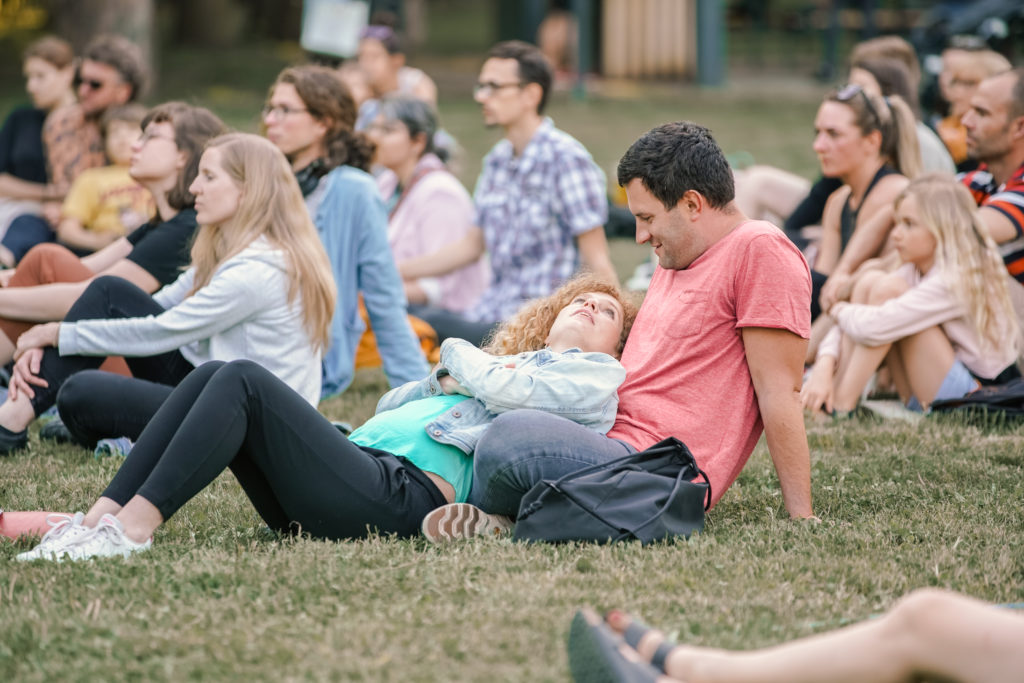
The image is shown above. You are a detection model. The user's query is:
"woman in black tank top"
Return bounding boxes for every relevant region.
[806,84,920,320]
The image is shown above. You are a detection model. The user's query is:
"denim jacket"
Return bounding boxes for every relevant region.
[312,166,430,398]
[375,338,625,454]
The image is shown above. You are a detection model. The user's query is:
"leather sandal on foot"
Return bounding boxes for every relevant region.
[568,609,660,683]
[618,615,677,673]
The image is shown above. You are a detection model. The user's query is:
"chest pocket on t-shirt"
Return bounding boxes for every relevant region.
[659,291,709,338]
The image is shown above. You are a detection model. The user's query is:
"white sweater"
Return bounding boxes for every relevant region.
[58,238,322,404]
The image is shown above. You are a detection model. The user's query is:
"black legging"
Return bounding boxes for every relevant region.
[101,360,446,540]
[58,372,174,448]
[30,275,194,419]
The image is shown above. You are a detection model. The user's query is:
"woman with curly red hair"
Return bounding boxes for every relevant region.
[18,274,637,561]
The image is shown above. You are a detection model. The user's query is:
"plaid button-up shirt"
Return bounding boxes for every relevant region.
[467,118,607,321]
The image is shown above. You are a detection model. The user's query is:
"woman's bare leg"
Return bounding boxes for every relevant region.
[889,328,959,408]
[82,497,125,528]
[111,496,163,543]
[831,274,908,411]
[610,589,1024,683]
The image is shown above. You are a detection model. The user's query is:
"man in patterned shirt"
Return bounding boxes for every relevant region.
[401,41,616,346]
[2,35,147,267]
[960,67,1024,284]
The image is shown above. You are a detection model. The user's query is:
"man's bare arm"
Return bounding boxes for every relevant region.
[576,226,619,285]
[977,206,1020,244]
[742,326,815,518]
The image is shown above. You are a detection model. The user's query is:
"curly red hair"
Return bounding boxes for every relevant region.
[484,274,641,358]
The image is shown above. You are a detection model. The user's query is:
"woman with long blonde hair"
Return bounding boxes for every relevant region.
[17,275,638,561]
[802,173,1022,415]
[0,133,335,455]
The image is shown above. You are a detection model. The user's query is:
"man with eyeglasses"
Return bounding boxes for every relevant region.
[401,40,616,346]
[3,35,147,267]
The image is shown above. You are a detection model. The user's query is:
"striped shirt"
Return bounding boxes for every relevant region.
[468,118,607,321]
[960,162,1024,282]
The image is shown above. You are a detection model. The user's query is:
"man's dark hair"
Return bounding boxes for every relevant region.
[487,40,553,114]
[617,121,734,210]
[82,34,148,101]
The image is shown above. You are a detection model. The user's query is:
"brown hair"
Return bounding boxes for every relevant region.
[850,57,919,119]
[486,273,641,358]
[487,40,554,114]
[141,102,228,211]
[825,87,921,179]
[99,103,147,136]
[849,35,921,92]
[82,34,148,101]
[23,35,73,69]
[271,65,374,172]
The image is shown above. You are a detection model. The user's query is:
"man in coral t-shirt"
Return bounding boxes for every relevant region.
[424,122,816,537]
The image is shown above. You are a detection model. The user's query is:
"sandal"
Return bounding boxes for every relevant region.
[610,610,678,674]
[568,608,661,683]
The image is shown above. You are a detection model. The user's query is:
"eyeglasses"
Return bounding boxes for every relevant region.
[137,129,176,146]
[261,104,310,119]
[836,83,882,126]
[79,78,106,91]
[473,81,523,97]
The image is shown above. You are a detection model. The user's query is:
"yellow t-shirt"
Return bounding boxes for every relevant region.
[61,165,153,236]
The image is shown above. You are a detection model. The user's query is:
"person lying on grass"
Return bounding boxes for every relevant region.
[568,588,1024,683]
[801,173,1022,417]
[0,133,337,457]
[16,273,637,561]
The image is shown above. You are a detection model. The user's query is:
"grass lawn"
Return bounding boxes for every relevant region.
[1,42,1021,682]
[3,412,1022,680]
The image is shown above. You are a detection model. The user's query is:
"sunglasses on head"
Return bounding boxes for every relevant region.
[836,83,882,125]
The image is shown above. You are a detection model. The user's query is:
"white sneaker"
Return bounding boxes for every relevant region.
[421,503,513,543]
[56,513,151,561]
[15,512,91,562]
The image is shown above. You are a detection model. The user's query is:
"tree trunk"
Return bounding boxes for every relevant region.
[47,0,157,93]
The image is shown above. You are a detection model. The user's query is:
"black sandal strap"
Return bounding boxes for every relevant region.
[621,620,675,673]
[621,621,649,649]
[650,639,676,673]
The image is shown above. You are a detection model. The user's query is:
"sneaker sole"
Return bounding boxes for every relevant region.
[421,503,510,543]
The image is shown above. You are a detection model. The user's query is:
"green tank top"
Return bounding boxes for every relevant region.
[348,395,474,503]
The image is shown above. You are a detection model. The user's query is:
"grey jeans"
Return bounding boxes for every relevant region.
[469,409,635,516]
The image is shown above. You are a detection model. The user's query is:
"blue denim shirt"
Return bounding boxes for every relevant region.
[311,166,430,398]
[375,338,625,454]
